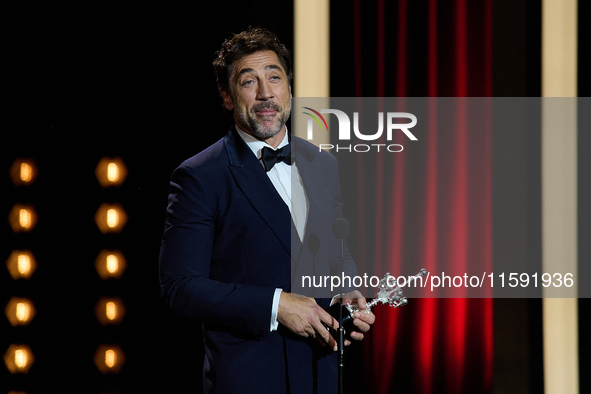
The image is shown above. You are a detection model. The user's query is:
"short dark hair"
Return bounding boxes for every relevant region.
[213,27,292,95]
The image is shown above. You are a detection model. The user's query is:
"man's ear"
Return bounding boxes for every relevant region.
[220,89,233,111]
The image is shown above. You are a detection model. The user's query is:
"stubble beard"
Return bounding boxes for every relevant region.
[237,99,292,140]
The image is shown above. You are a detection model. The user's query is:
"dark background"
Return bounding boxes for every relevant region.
[3,1,590,393]
[2,2,296,393]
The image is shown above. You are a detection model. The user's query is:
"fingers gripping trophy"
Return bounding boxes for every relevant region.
[326,269,429,336]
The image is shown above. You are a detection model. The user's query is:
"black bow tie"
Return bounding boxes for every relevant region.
[260,144,292,172]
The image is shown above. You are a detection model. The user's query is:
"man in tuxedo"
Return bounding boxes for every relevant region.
[159,27,375,393]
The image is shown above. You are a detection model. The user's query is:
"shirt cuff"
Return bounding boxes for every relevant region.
[270,288,283,332]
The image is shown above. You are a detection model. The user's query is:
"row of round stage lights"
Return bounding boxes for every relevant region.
[4,159,38,377]
[92,157,128,375]
[4,159,129,382]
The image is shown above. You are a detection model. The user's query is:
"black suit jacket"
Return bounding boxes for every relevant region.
[159,127,357,393]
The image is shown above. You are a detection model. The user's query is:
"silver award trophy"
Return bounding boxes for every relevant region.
[325,269,428,336]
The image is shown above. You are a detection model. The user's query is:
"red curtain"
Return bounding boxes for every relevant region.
[350,0,494,392]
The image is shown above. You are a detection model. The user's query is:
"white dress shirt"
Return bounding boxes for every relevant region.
[235,126,309,331]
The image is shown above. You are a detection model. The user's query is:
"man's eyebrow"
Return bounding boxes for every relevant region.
[237,67,255,77]
[237,64,284,77]
[265,64,283,72]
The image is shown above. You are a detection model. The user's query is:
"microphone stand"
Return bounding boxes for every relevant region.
[338,236,345,394]
[331,217,349,394]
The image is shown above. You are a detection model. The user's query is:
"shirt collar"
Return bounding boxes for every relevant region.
[235,125,289,160]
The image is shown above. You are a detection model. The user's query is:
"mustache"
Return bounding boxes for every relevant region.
[251,102,282,112]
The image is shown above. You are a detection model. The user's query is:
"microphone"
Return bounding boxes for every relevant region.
[332,218,350,239]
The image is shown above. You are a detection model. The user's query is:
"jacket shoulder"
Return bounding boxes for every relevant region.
[177,137,228,174]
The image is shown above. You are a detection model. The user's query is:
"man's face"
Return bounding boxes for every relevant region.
[221,50,292,140]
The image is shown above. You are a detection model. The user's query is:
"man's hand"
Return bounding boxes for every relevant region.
[333,290,376,344]
[277,292,339,351]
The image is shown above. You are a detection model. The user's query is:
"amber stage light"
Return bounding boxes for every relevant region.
[95,203,128,234]
[8,204,38,233]
[10,158,38,186]
[5,297,36,326]
[3,345,34,374]
[95,297,126,325]
[95,157,128,187]
[6,250,37,279]
[94,344,125,373]
[94,250,127,279]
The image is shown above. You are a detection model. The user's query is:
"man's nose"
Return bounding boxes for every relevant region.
[256,79,274,100]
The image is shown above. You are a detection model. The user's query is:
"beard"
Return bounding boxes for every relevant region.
[236,99,291,140]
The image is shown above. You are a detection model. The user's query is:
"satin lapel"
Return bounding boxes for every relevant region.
[225,128,291,254]
[291,137,322,262]
[290,219,302,275]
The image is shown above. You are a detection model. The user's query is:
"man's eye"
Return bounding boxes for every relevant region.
[242,80,254,86]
